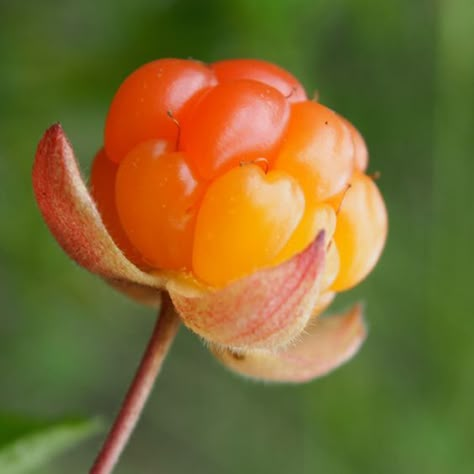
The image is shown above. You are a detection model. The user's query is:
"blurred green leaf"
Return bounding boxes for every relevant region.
[0,414,101,474]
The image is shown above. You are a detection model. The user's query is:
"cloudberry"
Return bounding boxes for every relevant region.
[92,58,387,292]
[34,58,378,387]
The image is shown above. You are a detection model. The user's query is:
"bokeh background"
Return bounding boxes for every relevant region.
[1,0,473,472]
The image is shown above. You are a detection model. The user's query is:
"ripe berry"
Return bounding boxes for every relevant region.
[94,57,387,292]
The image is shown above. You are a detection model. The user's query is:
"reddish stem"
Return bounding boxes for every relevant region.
[90,293,180,474]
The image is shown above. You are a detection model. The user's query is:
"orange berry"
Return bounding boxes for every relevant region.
[115,140,204,271]
[104,58,216,163]
[180,80,290,180]
[212,58,307,102]
[275,101,354,202]
[94,57,386,293]
[192,164,305,287]
[90,148,146,267]
[328,172,387,291]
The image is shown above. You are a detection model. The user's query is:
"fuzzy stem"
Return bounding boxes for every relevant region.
[90,293,180,474]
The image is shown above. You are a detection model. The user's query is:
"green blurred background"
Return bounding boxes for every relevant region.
[1,0,473,472]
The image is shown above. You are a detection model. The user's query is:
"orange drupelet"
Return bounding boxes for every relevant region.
[90,148,147,267]
[274,100,355,202]
[180,79,290,180]
[192,164,305,286]
[328,171,387,292]
[211,58,307,103]
[104,58,216,163]
[339,115,369,171]
[92,57,387,291]
[115,140,205,271]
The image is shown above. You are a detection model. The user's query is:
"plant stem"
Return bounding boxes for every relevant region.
[90,293,180,474]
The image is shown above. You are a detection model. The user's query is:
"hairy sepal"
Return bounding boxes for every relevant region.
[213,304,366,382]
[33,124,165,299]
[168,232,326,351]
